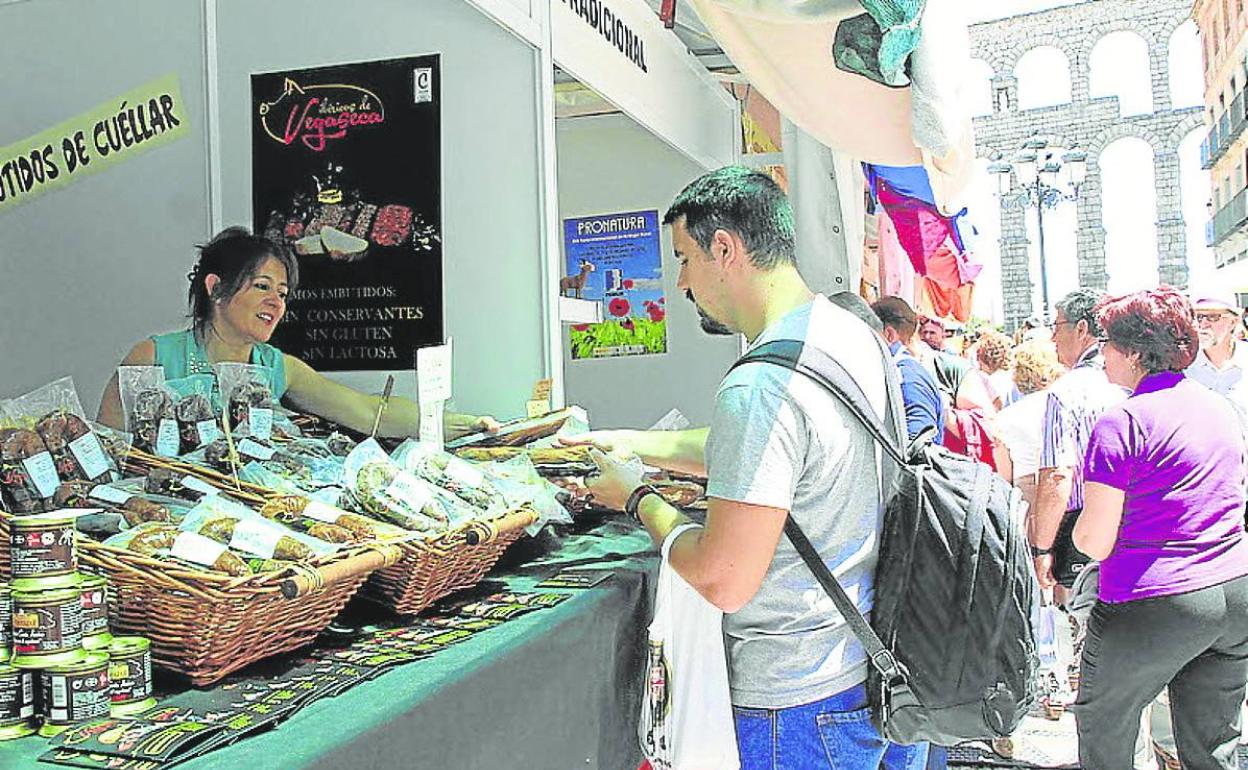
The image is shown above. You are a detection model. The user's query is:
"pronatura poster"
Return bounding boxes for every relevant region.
[563,210,666,359]
[252,55,442,371]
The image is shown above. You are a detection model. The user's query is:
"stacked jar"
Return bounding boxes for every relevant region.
[7,510,110,737]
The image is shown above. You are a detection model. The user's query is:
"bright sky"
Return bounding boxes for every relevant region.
[963,4,1214,322]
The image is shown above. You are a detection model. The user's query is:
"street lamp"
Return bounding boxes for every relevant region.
[990,137,1086,320]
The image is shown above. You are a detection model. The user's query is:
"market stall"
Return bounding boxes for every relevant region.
[0,366,700,765]
[0,517,657,769]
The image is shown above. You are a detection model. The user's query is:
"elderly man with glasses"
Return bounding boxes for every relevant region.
[1187,291,1248,433]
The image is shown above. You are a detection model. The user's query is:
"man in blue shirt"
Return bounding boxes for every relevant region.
[872,297,944,445]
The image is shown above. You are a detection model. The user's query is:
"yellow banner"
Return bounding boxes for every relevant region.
[0,73,190,215]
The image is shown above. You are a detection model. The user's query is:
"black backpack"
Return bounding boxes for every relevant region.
[732,338,1041,746]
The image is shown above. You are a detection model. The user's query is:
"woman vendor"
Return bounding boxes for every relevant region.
[97,226,497,438]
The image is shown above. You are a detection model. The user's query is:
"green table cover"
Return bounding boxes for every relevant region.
[1,520,657,770]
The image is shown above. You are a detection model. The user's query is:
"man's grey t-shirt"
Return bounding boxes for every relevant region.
[706,295,891,709]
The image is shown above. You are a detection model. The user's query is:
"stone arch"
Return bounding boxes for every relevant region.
[1154,6,1200,49]
[1079,19,1159,60]
[1088,30,1154,114]
[1167,20,1205,109]
[1015,46,1074,110]
[1002,34,1078,75]
[1089,122,1165,159]
[1166,112,1206,151]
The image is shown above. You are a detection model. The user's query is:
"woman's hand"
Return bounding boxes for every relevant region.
[445,412,501,440]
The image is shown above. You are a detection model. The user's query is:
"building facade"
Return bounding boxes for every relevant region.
[1195,0,1248,293]
[970,0,1203,327]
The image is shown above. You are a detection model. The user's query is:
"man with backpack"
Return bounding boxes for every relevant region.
[570,166,933,769]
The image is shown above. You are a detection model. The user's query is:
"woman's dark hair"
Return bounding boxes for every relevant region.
[1095,287,1198,373]
[188,226,298,334]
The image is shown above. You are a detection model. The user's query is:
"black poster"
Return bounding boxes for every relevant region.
[251,55,442,370]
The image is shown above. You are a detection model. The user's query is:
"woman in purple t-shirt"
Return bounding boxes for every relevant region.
[1072,288,1248,770]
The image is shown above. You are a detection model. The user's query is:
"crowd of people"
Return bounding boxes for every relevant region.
[568,165,1248,770]
[862,287,1248,770]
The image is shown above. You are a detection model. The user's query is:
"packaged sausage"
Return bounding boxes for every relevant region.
[214,363,276,441]
[118,367,180,458]
[8,378,121,488]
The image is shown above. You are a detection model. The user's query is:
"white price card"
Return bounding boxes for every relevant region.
[196,420,222,446]
[303,500,345,524]
[237,439,275,461]
[229,518,283,558]
[386,472,435,509]
[181,476,220,497]
[156,419,180,458]
[419,399,444,448]
[248,407,274,441]
[417,339,453,404]
[69,434,112,479]
[23,452,60,498]
[171,531,229,567]
[88,485,132,505]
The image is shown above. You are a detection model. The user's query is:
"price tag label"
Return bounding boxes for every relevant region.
[196,420,222,446]
[69,434,112,479]
[237,439,275,461]
[303,500,345,524]
[419,399,444,448]
[156,419,180,458]
[171,532,229,567]
[229,518,284,558]
[88,485,132,505]
[248,407,274,441]
[22,452,60,498]
[417,340,453,404]
[386,472,435,509]
[181,476,220,497]
[445,457,484,489]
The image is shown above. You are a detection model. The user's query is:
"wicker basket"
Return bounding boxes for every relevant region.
[362,507,537,615]
[0,512,400,685]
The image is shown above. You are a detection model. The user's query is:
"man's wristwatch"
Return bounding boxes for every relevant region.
[1030,544,1052,558]
[624,484,663,521]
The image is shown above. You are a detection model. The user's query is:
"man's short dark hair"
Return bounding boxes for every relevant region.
[830,291,883,334]
[1055,288,1105,337]
[662,166,795,269]
[871,296,918,341]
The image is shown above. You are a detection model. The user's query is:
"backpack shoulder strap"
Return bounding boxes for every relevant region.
[728,335,910,685]
[731,338,908,467]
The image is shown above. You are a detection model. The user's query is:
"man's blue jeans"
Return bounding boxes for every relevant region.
[733,683,933,770]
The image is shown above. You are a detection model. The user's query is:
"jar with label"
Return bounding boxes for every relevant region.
[10,512,80,591]
[108,637,156,717]
[0,665,36,741]
[79,574,112,651]
[10,585,86,669]
[38,651,110,737]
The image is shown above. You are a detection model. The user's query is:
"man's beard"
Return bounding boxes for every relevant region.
[686,290,733,336]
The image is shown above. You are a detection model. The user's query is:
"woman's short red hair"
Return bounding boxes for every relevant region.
[1095,287,1198,373]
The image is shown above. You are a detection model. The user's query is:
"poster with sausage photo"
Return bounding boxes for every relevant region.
[563,210,667,360]
[251,55,442,371]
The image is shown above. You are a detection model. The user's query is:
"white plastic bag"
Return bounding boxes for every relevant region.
[638,523,740,770]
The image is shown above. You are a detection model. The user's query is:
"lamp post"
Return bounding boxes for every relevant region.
[988,137,1087,320]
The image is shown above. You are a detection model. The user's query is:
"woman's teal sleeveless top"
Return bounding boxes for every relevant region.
[150,329,288,399]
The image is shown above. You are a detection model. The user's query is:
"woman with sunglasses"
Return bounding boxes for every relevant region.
[1072,287,1248,770]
